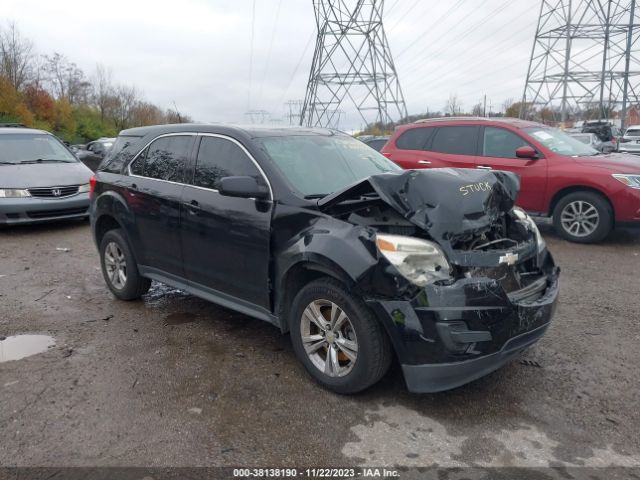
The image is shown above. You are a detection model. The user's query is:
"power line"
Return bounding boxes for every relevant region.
[247,0,257,110]
[258,0,284,104]
[278,30,315,105]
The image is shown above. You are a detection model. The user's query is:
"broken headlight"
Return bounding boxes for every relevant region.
[513,207,546,254]
[376,234,451,287]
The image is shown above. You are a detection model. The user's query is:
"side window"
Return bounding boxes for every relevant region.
[193,136,262,190]
[483,127,529,159]
[129,147,147,176]
[395,127,435,150]
[133,135,191,182]
[430,126,479,155]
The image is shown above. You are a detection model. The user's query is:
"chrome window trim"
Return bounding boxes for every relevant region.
[126,131,273,201]
[126,132,197,184]
[195,133,273,200]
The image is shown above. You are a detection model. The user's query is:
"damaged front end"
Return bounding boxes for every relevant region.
[317,169,560,393]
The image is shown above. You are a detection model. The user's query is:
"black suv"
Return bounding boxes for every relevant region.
[90,124,560,394]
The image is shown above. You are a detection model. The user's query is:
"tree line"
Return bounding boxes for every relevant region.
[0,22,192,143]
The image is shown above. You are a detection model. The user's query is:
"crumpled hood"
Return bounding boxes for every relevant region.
[0,162,92,188]
[318,168,520,241]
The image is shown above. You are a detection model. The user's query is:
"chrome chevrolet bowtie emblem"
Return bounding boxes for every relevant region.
[499,252,519,266]
[52,188,62,197]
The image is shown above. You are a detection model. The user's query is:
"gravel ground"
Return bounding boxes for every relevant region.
[0,220,639,472]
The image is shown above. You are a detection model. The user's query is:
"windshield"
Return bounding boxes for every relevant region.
[524,127,599,156]
[0,133,77,164]
[625,129,640,137]
[256,134,400,197]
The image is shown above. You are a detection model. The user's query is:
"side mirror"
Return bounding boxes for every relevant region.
[219,176,269,200]
[516,146,538,159]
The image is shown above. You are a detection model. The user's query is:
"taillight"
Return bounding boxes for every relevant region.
[382,152,392,158]
[89,175,97,195]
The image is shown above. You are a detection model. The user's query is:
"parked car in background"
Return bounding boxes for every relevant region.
[75,137,116,171]
[90,124,559,394]
[381,117,640,243]
[0,127,93,225]
[618,125,640,154]
[570,132,604,152]
[581,122,620,153]
[361,136,389,152]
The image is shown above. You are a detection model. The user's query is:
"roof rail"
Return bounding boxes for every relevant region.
[0,123,27,128]
[413,116,487,123]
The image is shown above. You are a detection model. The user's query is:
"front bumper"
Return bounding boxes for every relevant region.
[0,193,90,225]
[368,253,560,393]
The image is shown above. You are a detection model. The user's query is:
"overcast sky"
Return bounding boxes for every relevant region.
[4,0,540,130]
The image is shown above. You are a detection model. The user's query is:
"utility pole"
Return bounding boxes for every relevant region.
[300,0,408,129]
[521,0,640,124]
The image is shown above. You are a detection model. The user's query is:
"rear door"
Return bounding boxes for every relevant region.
[384,127,436,169]
[180,134,272,309]
[478,126,547,213]
[423,125,480,168]
[126,134,195,276]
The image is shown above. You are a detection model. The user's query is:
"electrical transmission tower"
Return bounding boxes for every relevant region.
[300,0,408,129]
[521,0,640,126]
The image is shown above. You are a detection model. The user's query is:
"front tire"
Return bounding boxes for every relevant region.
[99,229,151,300]
[552,191,613,244]
[289,277,392,394]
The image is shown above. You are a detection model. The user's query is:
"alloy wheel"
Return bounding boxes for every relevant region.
[560,200,600,238]
[300,299,358,377]
[104,241,127,290]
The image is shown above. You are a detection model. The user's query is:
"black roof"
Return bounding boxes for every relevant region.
[120,123,341,139]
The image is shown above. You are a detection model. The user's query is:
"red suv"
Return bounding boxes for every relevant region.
[381,117,640,243]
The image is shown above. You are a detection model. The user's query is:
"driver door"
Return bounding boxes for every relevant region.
[477,126,547,213]
[180,134,272,310]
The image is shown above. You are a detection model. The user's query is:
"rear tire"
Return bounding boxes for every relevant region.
[552,191,613,243]
[289,277,392,394]
[99,229,151,300]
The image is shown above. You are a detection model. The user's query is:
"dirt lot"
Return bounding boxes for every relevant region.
[0,220,639,471]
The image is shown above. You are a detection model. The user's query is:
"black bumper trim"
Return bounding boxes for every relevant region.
[402,322,550,393]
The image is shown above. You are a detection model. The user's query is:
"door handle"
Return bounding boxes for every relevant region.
[418,160,432,165]
[477,166,492,170]
[183,199,201,213]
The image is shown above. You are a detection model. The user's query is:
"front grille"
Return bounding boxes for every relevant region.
[28,185,79,198]
[26,207,88,219]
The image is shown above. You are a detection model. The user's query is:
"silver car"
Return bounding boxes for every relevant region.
[0,128,93,225]
[569,132,604,152]
[618,125,640,154]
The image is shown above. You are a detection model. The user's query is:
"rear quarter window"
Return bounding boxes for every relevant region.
[395,127,435,150]
[99,136,143,173]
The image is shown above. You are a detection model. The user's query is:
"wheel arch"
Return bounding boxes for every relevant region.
[548,185,614,218]
[275,258,355,333]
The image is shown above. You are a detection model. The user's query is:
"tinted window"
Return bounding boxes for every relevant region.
[395,127,434,150]
[0,133,77,163]
[193,136,261,190]
[129,136,191,181]
[430,126,478,155]
[625,129,640,137]
[483,127,529,158]
[365,139,387,152]
[101,135,143,173]
[129,147,147,176]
